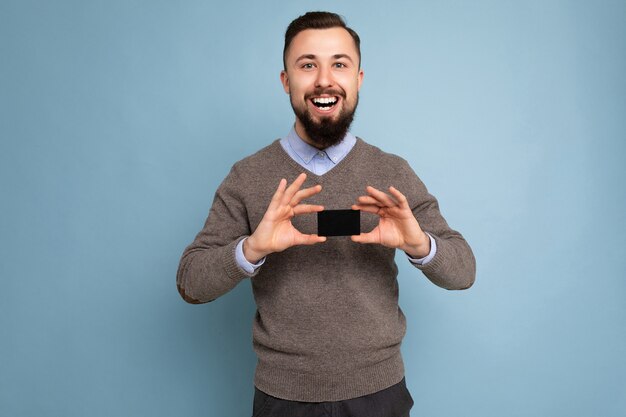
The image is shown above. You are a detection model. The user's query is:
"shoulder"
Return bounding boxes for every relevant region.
[356,137,410,165]
[231,140,282,171]
[219,139,292,193]
[355,137,413,172]
[226,139,291,181]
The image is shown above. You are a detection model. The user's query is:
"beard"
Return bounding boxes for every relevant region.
[290,88,358,149]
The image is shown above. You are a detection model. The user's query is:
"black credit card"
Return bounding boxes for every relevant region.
[317,209,360,237]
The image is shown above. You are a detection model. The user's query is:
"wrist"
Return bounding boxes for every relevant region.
[243,236,267,263]
[402,232,430,259]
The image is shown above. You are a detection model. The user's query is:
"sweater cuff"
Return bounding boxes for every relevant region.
[222,236,261,282]
[413,233,446,274]
[236,237,266,273]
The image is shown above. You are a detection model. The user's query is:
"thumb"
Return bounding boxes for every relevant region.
[351,229,380,244]
[294,232,327,246]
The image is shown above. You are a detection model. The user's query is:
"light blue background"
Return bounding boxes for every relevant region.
[1,1,625,416]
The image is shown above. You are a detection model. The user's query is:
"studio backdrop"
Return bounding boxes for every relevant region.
[1,1,625,416]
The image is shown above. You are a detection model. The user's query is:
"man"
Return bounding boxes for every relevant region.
[177,11,475,417]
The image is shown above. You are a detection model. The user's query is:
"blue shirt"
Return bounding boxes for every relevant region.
[280,127,357,176]
[236,127,437,272]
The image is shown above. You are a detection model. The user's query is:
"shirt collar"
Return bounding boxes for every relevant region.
[285,126,356,165]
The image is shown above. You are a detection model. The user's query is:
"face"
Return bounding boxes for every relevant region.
[281,27,364,148]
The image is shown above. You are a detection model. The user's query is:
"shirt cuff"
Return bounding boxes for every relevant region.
[406,233,437,266]
[235,237,266,274]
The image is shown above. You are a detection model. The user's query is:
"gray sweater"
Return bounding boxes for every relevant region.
[177,138,475,402]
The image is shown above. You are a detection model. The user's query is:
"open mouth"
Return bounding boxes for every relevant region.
[310,96,339,111]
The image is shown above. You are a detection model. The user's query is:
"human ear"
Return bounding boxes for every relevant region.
[357,69,364,91]
[280,70,290,94]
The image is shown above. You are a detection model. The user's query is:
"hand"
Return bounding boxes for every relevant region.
[244,173,326,263]
[351,185,430,258]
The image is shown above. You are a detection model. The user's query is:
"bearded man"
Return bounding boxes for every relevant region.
[177,11,475,417]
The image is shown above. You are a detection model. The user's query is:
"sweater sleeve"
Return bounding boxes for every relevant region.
[176,164,259,304]
[404,162,476,290]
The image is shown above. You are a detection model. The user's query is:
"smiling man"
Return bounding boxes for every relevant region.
[177,11,475,417]
[280,25,363,150]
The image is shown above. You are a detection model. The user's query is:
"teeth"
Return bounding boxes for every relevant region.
[312,97,337,105]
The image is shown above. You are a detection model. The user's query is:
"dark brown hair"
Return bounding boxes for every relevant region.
[283,11,361,69]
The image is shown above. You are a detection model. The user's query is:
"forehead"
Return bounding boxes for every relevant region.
[286,27,358,62]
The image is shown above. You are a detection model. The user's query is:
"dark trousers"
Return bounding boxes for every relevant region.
[252,378,413,417]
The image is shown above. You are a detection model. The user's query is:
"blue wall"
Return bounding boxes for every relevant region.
[1,1,625,416]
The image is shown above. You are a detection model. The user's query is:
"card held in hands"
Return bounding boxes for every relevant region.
[317,209,360,237]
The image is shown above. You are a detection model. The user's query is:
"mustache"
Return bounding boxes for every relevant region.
[305,88,346,99]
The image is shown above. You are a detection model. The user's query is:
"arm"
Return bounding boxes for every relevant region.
[408,183,476,290]
[176,166,255,304]
[176,170,325,304]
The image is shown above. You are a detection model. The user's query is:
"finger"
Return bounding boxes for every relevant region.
[294,232,327,246]
[388,186,410,210]
[291,184,322,206]
[350,229,380,244]
[366,186,398,207]
[356,195,384,207]
[293,204,325,216]
[351,204,383,215]
[267,178,288,209]
[281,173,307,205]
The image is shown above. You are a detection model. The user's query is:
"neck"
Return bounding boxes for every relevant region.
[294,120,325,149]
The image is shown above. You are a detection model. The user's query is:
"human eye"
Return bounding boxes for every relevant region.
[333,62,347,69]
[301,62,315,70]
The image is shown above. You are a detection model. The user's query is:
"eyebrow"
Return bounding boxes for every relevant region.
[294,54,355,63]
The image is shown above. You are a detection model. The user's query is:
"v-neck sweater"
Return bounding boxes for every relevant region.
[177,138,476,402]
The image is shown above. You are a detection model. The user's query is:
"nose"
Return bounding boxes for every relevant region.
[315,65,334,88]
